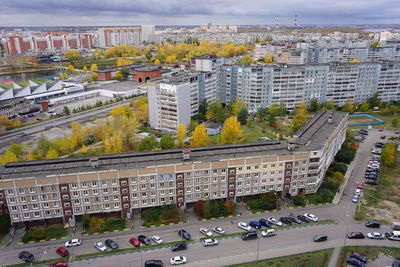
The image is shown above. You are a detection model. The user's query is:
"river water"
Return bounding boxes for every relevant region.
[0,69,60,83]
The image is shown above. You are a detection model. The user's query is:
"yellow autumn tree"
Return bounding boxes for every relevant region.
[115,70,123,81]
[264,53,273,63]
[219,116,244,144]
[165,54,178,63]
[154,59,161,65]
[230,99,247,116]
[292,102,309,132]
[83,66,87,72]
[131,97,148,123]
[176,124,187,148]
[104,137,112,154]
[91,72,99,81]
[45,148,59,159]
[190,124,209,147]
[110,105,125,117]
[27,152,36,161]
[90,64,98,71]
[0,151,18,165]
[116,58,133,66]
[81,144,88,154]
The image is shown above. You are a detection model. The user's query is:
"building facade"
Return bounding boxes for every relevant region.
[98,27,142,48]
[0,110,347,226]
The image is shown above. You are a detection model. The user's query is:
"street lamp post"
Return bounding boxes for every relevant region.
[256,232,260,262]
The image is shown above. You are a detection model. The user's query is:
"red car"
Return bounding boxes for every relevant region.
[129,237,140,247]
[56,247,69,257]
[356,182,364,189]
[49,261,68,267]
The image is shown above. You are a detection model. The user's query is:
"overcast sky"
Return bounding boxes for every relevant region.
[1,0,399,27]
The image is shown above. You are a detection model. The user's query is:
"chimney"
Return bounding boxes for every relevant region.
[328,116,333,124]
[182,150,191,161]
[90,157,99,169]
[287,138,296,151]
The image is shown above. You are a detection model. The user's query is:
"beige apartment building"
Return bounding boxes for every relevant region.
[0,110,347,227]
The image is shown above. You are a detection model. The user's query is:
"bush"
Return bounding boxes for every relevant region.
[142,205,180,225]
[334,143,356,164]
[0,214,10,234]
[22,226,67,242]
[291,196,306,206]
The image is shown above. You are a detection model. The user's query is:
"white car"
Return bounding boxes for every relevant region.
[268,217,283,226]
[65,239,81,247]
[367,232,385,239]
[212,227,225,234]
[352,194,360,203]
[202,238,219,247]
[355,189,362,196]
[200,227,213,237]
[170,256,187,265]
[261,229,276,237]
[304,213,319,222]
[94,241,107,252]
[238,222,251,231]
[151,235,163,244]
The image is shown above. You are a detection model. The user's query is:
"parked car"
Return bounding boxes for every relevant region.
[249,221,262,229]
[313,234,328,242]
[355,189,362,196]
[268,217,283,226]
[279,217,292,225]
[56,247,69,257]
[144,260,164,267]
[356,182,364,189]
[241,231,258,240]
[395,130,400,134]
[170,256,187,265]
[212,227,225,234]
[138,235,151,245]
[178,229,191,240]
[18,251,34,262]
[350,252,368,263]
[375,142,385,148]
[202,238,218,247]
[380,136,386,139]
[49,261,68,267]
[65,239,81,247]
[297,215,311,223]
[365,180,378,185]
[304,213,319,222]
[386,231,400,241]
[151,235,163,244]
[347,232,365,239]
[347,257,366,267]
[238,222,252,231]
[367,232,385,239]
[288,215,302,224]
[129,237,140,247]
[259,218,273,228]
[365,221,380,228]
[105,239,119,250]
[94,241,107,252]
[352,194,360,203]
[200,227,213,237]
[171,242,187,252]
[261,229,276,237]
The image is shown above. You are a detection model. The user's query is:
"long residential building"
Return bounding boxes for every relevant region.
[0,110,347,226]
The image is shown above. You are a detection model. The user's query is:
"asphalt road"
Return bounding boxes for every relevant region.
[0,99,132,148]
[1,128,399,267]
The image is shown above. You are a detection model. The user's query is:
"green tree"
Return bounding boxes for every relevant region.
[359,102,369,112]
[121,68,129,80]
[138,136,159,151]
[46,148,59,159]
[256,107,267,121]
[392,116,399,128]
[309,98,320,112]
[237,55,254,65]
[343,99,355,113]
[381,143,396,167]
[63,106,70,116]
[237,108,248,125]
[189,120,199,132]
[9,143,24,160]
[368,92,381,108]
[198,100,208,120]
[324,99,335,111]
[160,135,175,150]
[206,102,226,123]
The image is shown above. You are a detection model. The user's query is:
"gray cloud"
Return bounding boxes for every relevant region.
[0,0,399,26]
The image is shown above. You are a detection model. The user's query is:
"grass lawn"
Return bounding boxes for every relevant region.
[348,112,398,130]
[230,248,333,267]
[84,218,126,234]
[22,226,67,242]
[336,246,400,267]
[355,151,400,223]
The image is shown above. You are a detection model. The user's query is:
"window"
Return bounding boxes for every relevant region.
[43,203,49,208]
[74,207,81,213]
[62,195,69,200]
[55,209,61,215]
[150,176,155,181]
[112,187,118,193]
[102,188,108,194]
[194,171,200,177]
[82,182,88,188]
[104,203,110,209]
[263,164,268,168]
[195,194,200,199]
[31,195,37,201]
[141,192,147,198]
[204,170,209,175]
[104,196,109,201]
[82,190,88,196]
[54,201,60,207]
[64,203,70,208]
[20,196,27,202]
[84,206,91,211]
[61,187,67,192]
[130,177,137,183]
[122,196,129,201]
[84,198,90,204]
[24,213,30,219]
[93,189,99,195]
[150,183,156,189]
[92,181,98,187]
[132,193,138,198]
[121,180,127,186]
[213,169,218,174]
[102,180,108,186]
[29,187,36,194]
[238,167,242,171]
[141,184,146,190]
[12,214,19,220]
[112,180,118,185]
[34,211,40,217]
[169,182,174,187]
[33,203,39,209]
[74,199,80,205]
[7,189,14,195]
[255,165,259,170]
[168,189,174,195]
[51,185,57,191]
[142,199,147,205]
[9,197,16,203]
[247,166,251,170]
[11,206,18,211]
[72,191,79,197]
[150,191,156,197]
[222,168,226,173]
[71,183,78,189]
[271,164,275,167]
[151,198,156,204]
[113,195,119,201]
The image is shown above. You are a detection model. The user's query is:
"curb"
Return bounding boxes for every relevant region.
[18,236,69,245]
[249,208,280,215]
[197,214,241,222]
[141,221,183,229]
[82,228,133,236]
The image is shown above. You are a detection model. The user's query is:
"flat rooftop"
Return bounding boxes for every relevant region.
[0,110,347,179]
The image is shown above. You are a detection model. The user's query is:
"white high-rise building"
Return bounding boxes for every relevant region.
[141,25,156,43]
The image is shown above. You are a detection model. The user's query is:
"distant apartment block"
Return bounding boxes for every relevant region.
[2,32,94,55]
[0,110,347,226]
[97,27,142,48]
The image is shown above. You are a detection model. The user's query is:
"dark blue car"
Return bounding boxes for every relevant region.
[347,257,365,267]
[249,221,262,229]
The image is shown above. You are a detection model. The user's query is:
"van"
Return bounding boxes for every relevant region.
[241,231,258,240]
[386,231,400,241]
[392,222,400,230]
[313,234,328,242]
[144,260,164,267]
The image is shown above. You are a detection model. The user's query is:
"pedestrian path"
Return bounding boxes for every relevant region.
[328,246,342,267]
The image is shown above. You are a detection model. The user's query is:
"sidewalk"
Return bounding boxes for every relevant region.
[328,246,342,267]
[332,152,357,205]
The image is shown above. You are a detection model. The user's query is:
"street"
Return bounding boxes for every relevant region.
[1,127,399,266]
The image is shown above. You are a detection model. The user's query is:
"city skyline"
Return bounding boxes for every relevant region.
[1,0,400,27]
